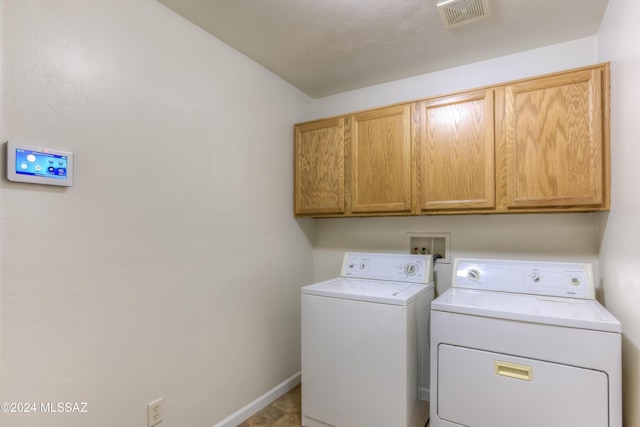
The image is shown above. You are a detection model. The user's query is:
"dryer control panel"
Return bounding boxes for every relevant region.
[341,252,434,284]
[453,258,594,299]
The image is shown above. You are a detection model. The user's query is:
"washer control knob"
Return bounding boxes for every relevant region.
[467,268,481,281]
[532,275,541,283]
[571,277,581,286]
[404,263,418,276]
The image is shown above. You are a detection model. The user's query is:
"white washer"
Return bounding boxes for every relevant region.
[301,252,435,427]
[430,258,622,427]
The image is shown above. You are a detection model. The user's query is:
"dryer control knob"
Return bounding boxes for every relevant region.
[468,269,481,281]
[571,277,581,286]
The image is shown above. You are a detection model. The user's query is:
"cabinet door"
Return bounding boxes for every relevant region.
[350,105,412,213]
[504,68,606,208]
[416,90,495,211]
[294,118,345,215]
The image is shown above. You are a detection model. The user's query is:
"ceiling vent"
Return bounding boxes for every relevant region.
[437,0,490,29]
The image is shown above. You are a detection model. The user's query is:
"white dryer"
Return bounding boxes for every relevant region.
[430,258,622,427]
[301,252,435,427]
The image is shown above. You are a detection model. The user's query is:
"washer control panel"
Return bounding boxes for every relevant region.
[341,252,434,284]
[454,258,594,299]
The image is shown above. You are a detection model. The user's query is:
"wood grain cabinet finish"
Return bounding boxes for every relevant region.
[501,66,609,209]
[350,105,412,213]
[293,63,610,217]
[294,118,345,215]
[415,89,496,212]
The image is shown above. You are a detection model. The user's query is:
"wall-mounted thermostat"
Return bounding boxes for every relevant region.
[7,141,74,187]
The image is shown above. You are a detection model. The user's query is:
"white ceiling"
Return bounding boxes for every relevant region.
[155,0,609,98]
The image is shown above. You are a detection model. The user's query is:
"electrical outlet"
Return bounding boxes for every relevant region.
[148,398,163,427]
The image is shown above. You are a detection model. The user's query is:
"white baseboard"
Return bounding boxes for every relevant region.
[212,372,301,427]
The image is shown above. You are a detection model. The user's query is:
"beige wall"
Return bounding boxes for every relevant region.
[2,1,637,426]
[312,214,600,296]
[598,2,640,426]
[311,37,603,291]
[0,0,315,426]
[314,36,598,118]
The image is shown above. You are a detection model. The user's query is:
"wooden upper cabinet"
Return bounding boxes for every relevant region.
[292,63,610,217]
[294,118,345,215]
[503,66,608,209]
[416,89,496,212]
[350,105,412,213]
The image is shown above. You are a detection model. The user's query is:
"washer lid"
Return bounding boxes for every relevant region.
[301,278,433,305]
[432,288,622,333]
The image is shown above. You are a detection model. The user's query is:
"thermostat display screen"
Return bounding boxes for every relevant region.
[7,141,74,186]
[14,148,68,180]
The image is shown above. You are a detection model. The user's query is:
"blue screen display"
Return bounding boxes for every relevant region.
[15,148,68,180]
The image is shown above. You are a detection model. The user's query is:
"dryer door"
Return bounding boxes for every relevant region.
[437,344,609,427]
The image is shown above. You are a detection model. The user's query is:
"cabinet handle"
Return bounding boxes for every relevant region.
[494,361,533,381]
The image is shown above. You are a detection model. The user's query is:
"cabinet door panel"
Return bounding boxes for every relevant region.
[351,105,412,213]
[417,90,495,211]
[295,119,345,215]
[505,68,604,208]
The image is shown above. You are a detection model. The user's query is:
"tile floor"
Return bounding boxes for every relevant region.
[238,385,430,426]
[238,385,301,427]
